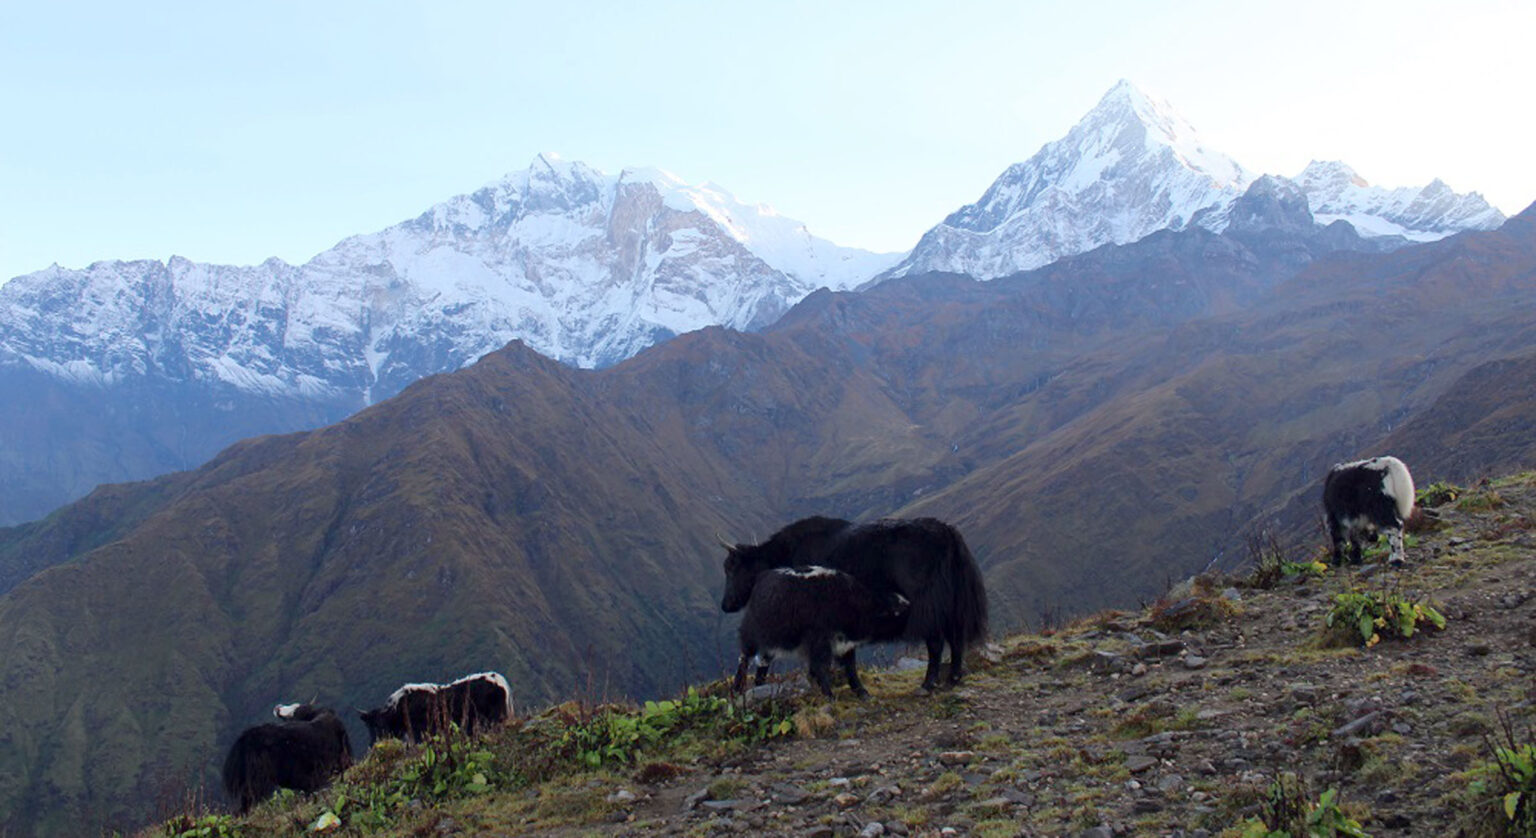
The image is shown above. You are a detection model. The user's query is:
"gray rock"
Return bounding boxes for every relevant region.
[684,787,710,811]
[868,785,902,804]
[770,782,808,804]
[860,824,887,838]
[607,789,638,804]
[1332,711,1386,739]
[1137,639,1187,658]
[1184,654,1208,670]
[1126,755,1158,773]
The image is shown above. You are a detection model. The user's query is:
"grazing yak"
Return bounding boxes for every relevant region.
[222,704,353,814]
[721,516,988,692]
[1324,455,1416,566]
[359,671,511,744]
[732,566,910,698]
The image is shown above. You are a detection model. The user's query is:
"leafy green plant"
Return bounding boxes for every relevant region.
[1416,481,1462,507]
[1234,773,1369,837]
[162,813,241,838]
[557,687,793,768]
[1462,710,1536,836]
[1359,533,1418,562]
[1283,559,1331,579]
[1326,588,1445,647]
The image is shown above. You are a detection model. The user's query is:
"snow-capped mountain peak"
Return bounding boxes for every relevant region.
[881,81,1504,282]
[885,80,1254,280]
[1091,80,1246,188]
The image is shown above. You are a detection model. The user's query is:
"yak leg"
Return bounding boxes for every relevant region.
[806,639,836,698]
[732,648,756,693]
[1387,526,1406,566]
[921,635,946,692]
[1327,517,1347,565]
[754,653,773,687]
[839,649,869,699]
[946,632,967,685]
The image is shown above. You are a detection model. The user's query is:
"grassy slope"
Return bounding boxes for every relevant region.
[157,472,1536,837]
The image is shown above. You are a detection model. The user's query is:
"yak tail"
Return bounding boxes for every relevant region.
[945,527,989,646]
[221,739,268,814]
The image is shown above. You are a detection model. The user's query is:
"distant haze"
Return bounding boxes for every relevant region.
[3,0,1534,285]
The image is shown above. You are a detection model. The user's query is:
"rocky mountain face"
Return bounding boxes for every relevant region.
[0,156,898,526]
[2,202,1534,833]
[882,81,1505,282]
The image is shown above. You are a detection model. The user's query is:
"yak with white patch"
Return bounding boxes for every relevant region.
[721,516,988,692]
[1323,455,1416,565]
[222,704,353,814]
[733,566,910,698]
[359,671,511,744]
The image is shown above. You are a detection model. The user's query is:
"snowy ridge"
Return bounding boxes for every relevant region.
[0,155,901,402]
[885,80,1505,282]
[1296,160,1505,241]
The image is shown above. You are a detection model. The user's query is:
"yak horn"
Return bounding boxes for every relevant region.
[715,532,735,551]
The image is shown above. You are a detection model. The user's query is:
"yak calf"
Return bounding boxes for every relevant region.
[733,566,908,698]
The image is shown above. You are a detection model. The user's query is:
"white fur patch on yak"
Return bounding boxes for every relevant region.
[776,566,838,579]
[273,703,301,719]
[1337,456,1416,521]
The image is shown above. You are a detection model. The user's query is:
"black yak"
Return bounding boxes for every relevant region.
[733,566,910,698]
[721,516,988,692]
[1323,455,1416,565]
[222,704,353,814]
[359,671,511,744]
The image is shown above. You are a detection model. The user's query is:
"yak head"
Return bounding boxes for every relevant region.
[357,706,393,745]
[870,592,911,639]
[719,538,767,613]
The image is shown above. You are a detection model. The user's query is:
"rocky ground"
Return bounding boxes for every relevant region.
[166,474,1536,837]
[550,475,1536,837]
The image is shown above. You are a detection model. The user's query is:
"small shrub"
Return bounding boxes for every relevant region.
[558,687,794,767]
[1461,710,1536,836]
[1150,577,1237,631]
[1232,773,1369,837]
[162,814,242,838]
[1417,481,1462,507]
[1245,532,1329,590]
[1325,588,1446,648]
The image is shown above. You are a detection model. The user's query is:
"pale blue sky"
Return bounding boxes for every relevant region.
[3,0,1533,284]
